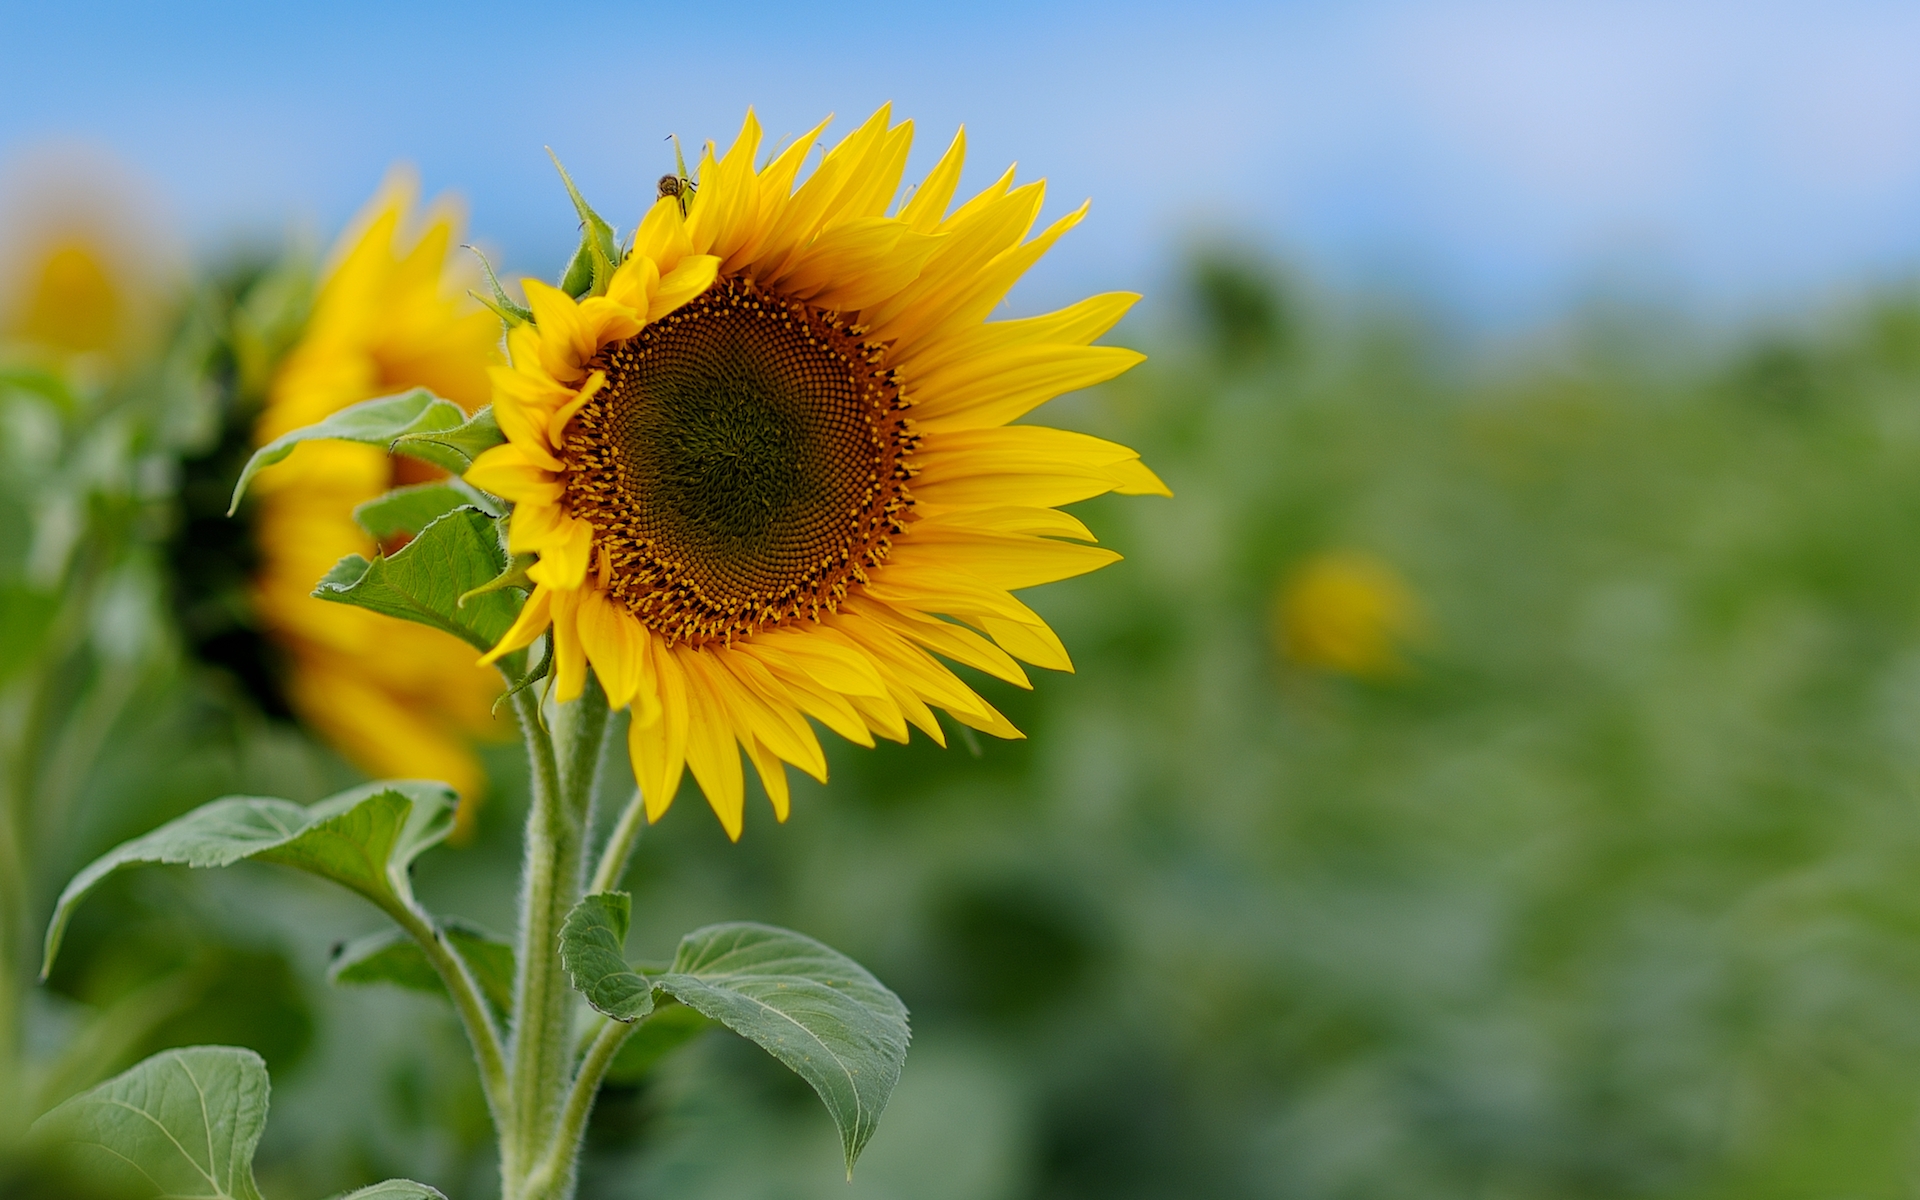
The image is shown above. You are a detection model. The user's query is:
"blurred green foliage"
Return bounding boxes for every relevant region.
[24,251,1920,1200]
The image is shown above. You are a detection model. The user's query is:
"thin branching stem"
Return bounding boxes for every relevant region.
[388,898,509,1120]
[588,788,646,896]
[523,1016,637,1200]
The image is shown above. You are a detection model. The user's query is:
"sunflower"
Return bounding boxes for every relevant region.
[252,176,505,828]
[0,146,178,362]
[467,106,1165,839]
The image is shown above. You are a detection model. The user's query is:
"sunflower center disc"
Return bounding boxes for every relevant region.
[561,276,916,646]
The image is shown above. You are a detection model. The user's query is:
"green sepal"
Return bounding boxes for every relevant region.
[330,918,516,1022]
[388,405,506,473]
[466,244,532,325]
[354,479,501,542]
[492,631,551,718]
[459,549,535,609]
[315,507,521,653]
[559,892,655,1022]
[549,148,622,299]
[31,1046,446,1200]
[227,388,464,514]
[42,780,458,977]
[603,999,712,1083]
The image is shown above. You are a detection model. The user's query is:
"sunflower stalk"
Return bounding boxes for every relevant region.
[33,103,1152,1200]
[503,673,608,1200]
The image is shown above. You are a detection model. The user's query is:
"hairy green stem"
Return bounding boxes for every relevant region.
[588,789,646,896]
[523,1016,636,1200]
[504,675,608,1200]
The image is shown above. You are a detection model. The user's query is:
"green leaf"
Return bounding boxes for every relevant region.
[603,1000,712,1084]
[560,892,655,1022]
[335,1180,448,1199]
[354,479,501,541]
[315,507,520,652]
[43,780,457,976]
[32,1045,269,1200]
[388,405,506,474]
[228,388,464,514]
[331,918,516,1021]
[657,923,911,1173]
[32,1046,446,1200]
[0,585,59,684]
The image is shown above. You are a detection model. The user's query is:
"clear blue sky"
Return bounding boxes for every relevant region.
[5,0,1920,329]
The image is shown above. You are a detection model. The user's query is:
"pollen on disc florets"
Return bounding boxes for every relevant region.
[560,275,918,646]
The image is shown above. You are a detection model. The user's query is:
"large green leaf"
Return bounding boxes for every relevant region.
[43,780,457,976]
[354,479,500,541]
[314,507,519,652]
[228,388,464,513]
[331,918,515,1021]
[657,923,911,1173]
[32,1045,445,1200]
[559,892,654,1022]
[33,1046,269,1200]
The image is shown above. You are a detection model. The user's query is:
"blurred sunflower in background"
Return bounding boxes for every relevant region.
[1274,549,1424,678]
[470,105,1164,838]
[244,176,507,831]
[0,145,179,365]
[171,177,511,833]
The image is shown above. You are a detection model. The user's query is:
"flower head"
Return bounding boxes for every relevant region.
[1275,550,1424,678]
[468,107,1166,838]
[253,175,505,828]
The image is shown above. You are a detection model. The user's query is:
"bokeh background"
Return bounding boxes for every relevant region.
[10,2,1920,1197]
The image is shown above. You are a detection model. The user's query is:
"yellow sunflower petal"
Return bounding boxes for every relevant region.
[550,586,588,703]
[687,109,763,261]
[632,637,690,820]
[898,126,966,233]
[678,650,747,840]
[577,587,646,710]
[909,344,1145,432]
[743,736,792,822]
[630,196,696,275]
[464,443,561,505]
[480,583,553,666]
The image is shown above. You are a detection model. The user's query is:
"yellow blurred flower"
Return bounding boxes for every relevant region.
[252,174,504,834]
[1274,550,1424,678]
[0,145,179,362]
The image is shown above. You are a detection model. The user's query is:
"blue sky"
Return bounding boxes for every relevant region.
[5,0,1920,329]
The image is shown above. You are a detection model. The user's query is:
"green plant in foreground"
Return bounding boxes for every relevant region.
[30,105,1157,1200]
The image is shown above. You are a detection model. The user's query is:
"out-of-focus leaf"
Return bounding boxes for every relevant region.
[354,480,500,541]
[334,1180,449,1199]
[314,508,519,652]
[228,388,464,513]
[0,585,59,683]
[656,922,911,1173]
[388,405,505,473]
[32,1045,270,1199]
[603,1000,712,1084]
[560,892,654,1022]
[32,1045,447,1200]
[43,780,457,975]
[331,918,515,1021]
